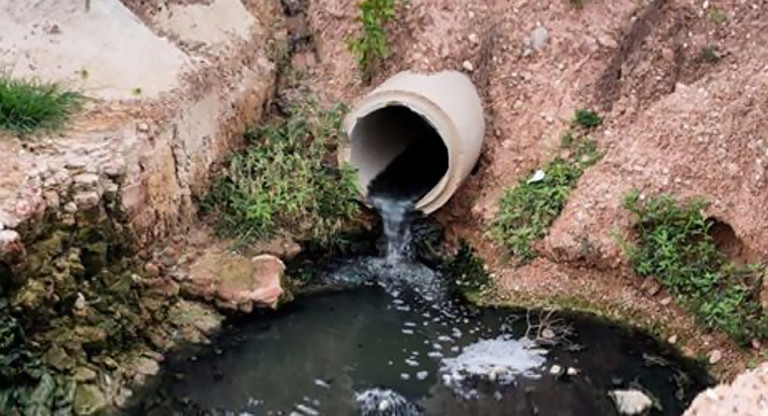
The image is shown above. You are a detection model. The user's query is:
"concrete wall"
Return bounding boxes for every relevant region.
[0,0,281,256]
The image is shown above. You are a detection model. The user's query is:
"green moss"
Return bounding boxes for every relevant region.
[0,75,83,135]
[621,191,768,344]
[202,101,360,246]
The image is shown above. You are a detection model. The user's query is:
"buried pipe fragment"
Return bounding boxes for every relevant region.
[342,70,486,214]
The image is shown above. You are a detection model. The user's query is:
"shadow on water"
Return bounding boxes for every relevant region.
[125,125,710,415]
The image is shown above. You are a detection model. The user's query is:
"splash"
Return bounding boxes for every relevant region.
[356,388,422,416]
[370,194,418,264]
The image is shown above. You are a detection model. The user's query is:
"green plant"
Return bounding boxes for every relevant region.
[492,110,602,261]
[621,191,768,344]
[708,7,727,24]
[347,0,399,80]
[698,46,721,64]
[572,108,603,129]
[0,75,83,135]
[568,0,584,9]
[444,241,491,299]
[202,101,360,245]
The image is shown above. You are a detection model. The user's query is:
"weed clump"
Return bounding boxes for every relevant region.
[347,0,400,80]
[621,192,768,344]
[572,109,603,129]
[203,102,360,245]
[0,76,83,135]
[698,46,721,64]
[491,109,602,262]
[443,241,491,301]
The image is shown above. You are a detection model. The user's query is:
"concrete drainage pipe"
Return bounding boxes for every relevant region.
[342,70,486,214]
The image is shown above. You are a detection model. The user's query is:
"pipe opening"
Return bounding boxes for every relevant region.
[350,105,449,204]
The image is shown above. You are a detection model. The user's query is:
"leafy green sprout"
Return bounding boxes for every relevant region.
[347,0,400,80]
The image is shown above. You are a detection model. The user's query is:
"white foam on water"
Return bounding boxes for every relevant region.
[439,336,547,399]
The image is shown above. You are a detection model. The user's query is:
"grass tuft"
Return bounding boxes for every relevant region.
[347,0,400,80]
[492,110,602,262]
[621,192,768,344]
[0,75,83,135]
[202,101,360,245]
[572,108,603,129]
[698,46,721,64]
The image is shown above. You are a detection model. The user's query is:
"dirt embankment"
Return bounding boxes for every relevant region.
[296,0,768,380]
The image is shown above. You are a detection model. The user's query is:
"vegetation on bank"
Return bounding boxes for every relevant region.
[348,0,400,80]
[0,75,83,135]
[202,101,360,246]
[621,192,768,344]
[442,241,492,301]
[491,109,603,262]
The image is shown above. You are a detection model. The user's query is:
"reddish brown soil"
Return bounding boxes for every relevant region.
[297,0,768,381]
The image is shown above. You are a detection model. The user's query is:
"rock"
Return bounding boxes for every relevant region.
[566,367,579,376]
[137,122,149,132]
[73,191,100,209]
[684,362,768,415]
[708,349,723,365]
[74,384,107,416]
[468,33,480,45]
[72,173,100,190]
[541,328,555,339]
[74,367,98,382]
[249,236,302,260]
[132,356,160,376]
[529,26,549,50]
[609,389,653,415]
[45,344,76,371]
[641,278,662,296]
[144,262,160,278]
[74,292,86,310]
[167,299,223,342]
[462,60,474,72]
[667,335,678,344]
[660,297,673,306]
[549,364,565,378]
[0,229,25,266]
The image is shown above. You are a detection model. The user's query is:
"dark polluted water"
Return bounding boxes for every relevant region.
[127,282,709,416]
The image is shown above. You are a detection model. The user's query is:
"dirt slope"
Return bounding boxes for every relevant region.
[297,0,768,380]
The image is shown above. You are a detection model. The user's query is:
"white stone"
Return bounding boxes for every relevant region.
[609,389,653,415]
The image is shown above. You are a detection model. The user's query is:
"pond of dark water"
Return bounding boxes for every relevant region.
[127,280,709,416]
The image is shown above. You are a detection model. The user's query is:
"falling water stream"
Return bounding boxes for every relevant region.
[127,139,710,415]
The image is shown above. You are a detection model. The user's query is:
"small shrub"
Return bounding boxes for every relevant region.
[347,0,399,80]
[572,109,603,129]
[568,0,585,9]
[202,101,360,245]
[444,241,491,300]
[0,75,83,135]
[621,191,768,344]
[708,7,727,24]
[698,46,721,64]
[492,119,601,261]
